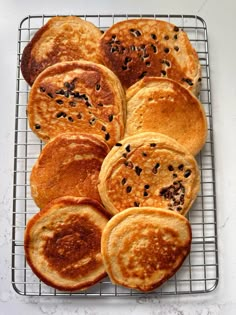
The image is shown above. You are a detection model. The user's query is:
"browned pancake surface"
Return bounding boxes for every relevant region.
[98,132,200,216]
[101,207,192,292]
[27,60,125,147]
[99,19,201,94]
[30,133,109,209]
[125,77,207,155]
[21,16,103,85]
[24,196,109,291]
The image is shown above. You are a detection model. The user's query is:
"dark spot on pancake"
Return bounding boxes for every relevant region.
[64,91,69,98]
[56,112,67,118]
[64,82,70,89]
[89,117,96,125]
[151,44,157,53]
[134,201,140,207]
[152,163,160,174]
[35,124,41,129]
[122,65,128,70]
[130,45,136,51]
[174,46,179,51]
[121,178,127,185]
[39,86,45,92]
[56,99,64,105]
[135,166,142,176]
[184,169,192,178]
[97,102,103,107]
[124,161,133,168]
[105,133,110,141]
[164,35,169,40]
[198,78,202,82]
[151,33,157,40]
[173,173,178,178]
[178,164,184,171]
[150,143,156,147]
[56,89,65,95]
[174,26,179,32]
[126,186,132,193]
[139,71,147,79]
[142,152,147,157]
[85,101,92,107]
[124,57,132,64]
[161,70,167,76]
[144,184,150,189]
[108,114,113,122]
[164,47,170,53]
[122,153,127,158]
[177,206,182,211]
[143,191,148,197]
[146,61,151,66]
[182,78,193,86]
[101,125,106,131]
[68,116,74,122]
[174,34,178,40]
[47,92,53,98]
[95,84,101,91]
[111,46,119,53]
[130,29,142,37]
[125,144,131,152]
[168,165,174,171]
[115,142,122,146]
[77,112,82,119]
[69,101,76,107]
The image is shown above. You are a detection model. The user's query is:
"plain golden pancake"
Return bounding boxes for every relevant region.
[30,133,109,209]
[98,132,200,216]
[101,207,192,292]
[125,77,207,155]
[27,60,126,147]
[24,196,109,291]
[21,16,103,85]
[99,18,201,94]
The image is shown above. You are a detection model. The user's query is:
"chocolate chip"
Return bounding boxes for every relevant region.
[35,124,41,129]
[56,89,65,95]
[182,78,193,86]
[97,102,103,107]
[146,61,151,66]
[108,114,113,122]
[135,166,142,176]
[77,113,82,119]
[151,33,157,40]
[115,143,122,146]
[124,161,133,168]
[161,70,166,76]
[111,46,118,53]
[174,34,178,40]
[47,92,53,98]
[85,101,92,107]
[39,87,45,92]
[177,206,182,211]
[150,143,156,147]
[124,57,132,64]
[138,71,147,79]
[134,201,140,207]
[68,116,74,122]
[143,191,148,197]
[69,101,76,107]
[122,65,128,70]
[198,78,202,82]
[174,26,179,32]
[173,173,178,178]
[64,91,69,98]
[101,126,106,131]
[184,169,192,178]
[56,99,64,105]
[164,47,170,53]
[144,184,150,189]
[89,117,96,125]
[125,144,131,152]
[56,112,66,118]
[142,152,147,157]
[126,186,132,193]
[152,163,160,174]
[168,165,174,171]
[64,82,70,89]
[164,35,169,40]
[96,84,101,91]
[122,153,127,158]
[135,30,141,36]
[121,178,127,185]
[105,133,110,141]
[174,46,179,51]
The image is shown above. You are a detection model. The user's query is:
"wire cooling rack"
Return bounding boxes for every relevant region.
[12,14,218,297]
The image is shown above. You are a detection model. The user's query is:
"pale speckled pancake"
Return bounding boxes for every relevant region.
[21,16,103,85]
[30,133,109,209]
[24,196,109,291]
[101,207,192,292]
[99,19,201,94]
[98,132,200,216]
[125,77,207,155]
[27,60,126,147]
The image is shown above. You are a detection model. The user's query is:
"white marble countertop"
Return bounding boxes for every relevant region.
[1,0,236,314]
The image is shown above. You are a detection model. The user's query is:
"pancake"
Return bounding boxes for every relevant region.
[101,207,192,292]
[30,133,109,209]
[99,18,201,94]
[24,196,109,291]
[125,77,207,155]
[21,16,103,85]
[27,60,126,147]
[98,132,200,216]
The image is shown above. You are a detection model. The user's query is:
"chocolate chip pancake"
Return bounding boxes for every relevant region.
[101,207,192,292]
[99,18,201,94]
[24,196,109,291]
[98,132,200,216]
[21,16,103,85]
[125,77,207,155]
[27,60,126,147]
[30,133,109,209]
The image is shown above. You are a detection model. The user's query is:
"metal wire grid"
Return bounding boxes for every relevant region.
[12,14,218,297]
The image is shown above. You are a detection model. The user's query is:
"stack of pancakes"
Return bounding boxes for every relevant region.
[22,16,207,292]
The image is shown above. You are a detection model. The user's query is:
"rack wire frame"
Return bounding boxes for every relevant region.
[12,14,219,297]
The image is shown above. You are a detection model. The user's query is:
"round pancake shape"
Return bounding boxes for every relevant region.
[99,18,201,94]
[21,16,103,85]
[125,77,207,155]
[101,207,192,292]
[98,132,200,216]
[24,196,109,291]
[30,133,109,209]
[27,60,126,147]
